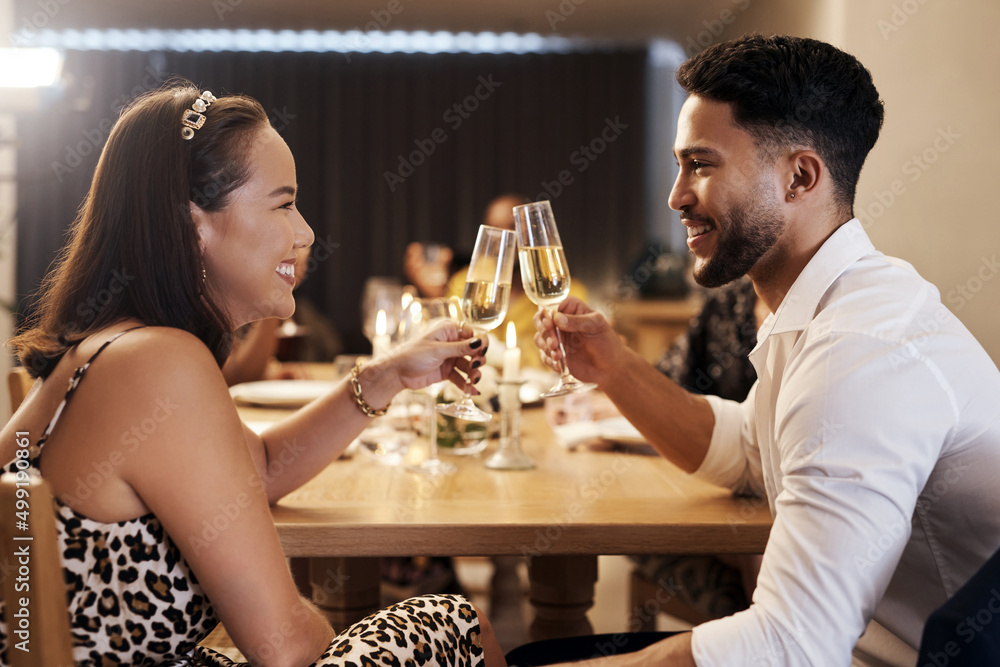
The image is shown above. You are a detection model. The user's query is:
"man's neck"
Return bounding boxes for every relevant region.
[750,207,853,313]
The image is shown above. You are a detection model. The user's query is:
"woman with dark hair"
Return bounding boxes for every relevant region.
[0,84,505,667]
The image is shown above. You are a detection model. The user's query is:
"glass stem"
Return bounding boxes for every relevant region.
[548,307,573,380]
[426,392,439,461]
[463,328,483,399]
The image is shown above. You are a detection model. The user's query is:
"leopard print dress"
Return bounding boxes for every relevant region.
[0,329,485,666]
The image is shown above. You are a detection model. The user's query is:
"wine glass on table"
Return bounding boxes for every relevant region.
[403,297,465,476]
[436,224,517,423]
[513,200,596,398]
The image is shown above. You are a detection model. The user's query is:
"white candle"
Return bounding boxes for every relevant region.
[373,309,391,358]
[503,322,521,380]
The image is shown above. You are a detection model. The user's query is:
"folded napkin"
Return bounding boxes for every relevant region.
[551,416,648,451]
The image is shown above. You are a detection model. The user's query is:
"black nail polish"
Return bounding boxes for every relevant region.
[472,360,482,369]
[470,338,482,349]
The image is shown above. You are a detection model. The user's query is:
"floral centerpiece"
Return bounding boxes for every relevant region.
[436,365,499,454]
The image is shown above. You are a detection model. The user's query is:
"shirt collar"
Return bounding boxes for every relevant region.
[756,218,877,339]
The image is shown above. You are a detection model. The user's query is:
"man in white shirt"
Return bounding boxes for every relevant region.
[530,34,1000,666]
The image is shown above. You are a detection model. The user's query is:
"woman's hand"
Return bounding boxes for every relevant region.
[385,319,488,393]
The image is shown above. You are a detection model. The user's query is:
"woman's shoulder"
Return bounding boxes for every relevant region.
[92,325,218,365]
[80,325,228,400]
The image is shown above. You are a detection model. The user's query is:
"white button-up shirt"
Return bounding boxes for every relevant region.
[691,219,1000,666]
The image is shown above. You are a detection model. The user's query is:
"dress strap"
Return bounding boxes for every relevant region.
[29,326,147,466]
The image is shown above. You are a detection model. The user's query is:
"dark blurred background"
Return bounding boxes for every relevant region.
[14,46,646,352]
[10,0,997,362]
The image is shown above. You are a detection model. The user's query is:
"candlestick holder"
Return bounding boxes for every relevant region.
[485,380,535,470]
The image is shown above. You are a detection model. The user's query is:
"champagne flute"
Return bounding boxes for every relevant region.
[513,200,597,398]
[404,297,464,475]
[436,225,516,422]
[406,386,457,475]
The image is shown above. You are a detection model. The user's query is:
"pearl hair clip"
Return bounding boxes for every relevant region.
[180,90,218,140]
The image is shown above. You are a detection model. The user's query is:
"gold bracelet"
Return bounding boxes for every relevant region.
[349,361,389,418]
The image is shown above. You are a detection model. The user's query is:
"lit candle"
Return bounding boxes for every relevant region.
[503,322,521,380]
[373,309,391,358]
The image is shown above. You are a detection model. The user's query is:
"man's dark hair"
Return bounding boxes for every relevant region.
[676,34,884,212]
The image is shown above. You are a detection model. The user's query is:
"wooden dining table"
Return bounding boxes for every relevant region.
[238,367,772,640]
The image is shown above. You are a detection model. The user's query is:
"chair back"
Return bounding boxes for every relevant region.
[6,367,35,414]
[0,471,74,667]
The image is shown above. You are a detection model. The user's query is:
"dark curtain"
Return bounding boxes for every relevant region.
[16,48,647,352]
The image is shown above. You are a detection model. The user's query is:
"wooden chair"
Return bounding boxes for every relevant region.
[6,367,35,414]
[0,472,74,666]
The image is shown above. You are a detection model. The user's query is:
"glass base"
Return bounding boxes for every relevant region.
[539,377,597,399]
[436,399,493,423]
[405,458,457,475]
[443,436,489,456]
[484,449,535,470]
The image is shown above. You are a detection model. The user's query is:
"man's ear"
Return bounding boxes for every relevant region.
[785,150,824,200]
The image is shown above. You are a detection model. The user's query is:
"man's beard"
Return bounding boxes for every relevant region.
[690,182,785,288]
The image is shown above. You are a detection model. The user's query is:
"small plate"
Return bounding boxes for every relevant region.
[230,380,335,408]
[517,368,557,406]
[595,416,646,445]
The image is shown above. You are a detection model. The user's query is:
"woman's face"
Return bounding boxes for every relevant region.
[194,125,314,327]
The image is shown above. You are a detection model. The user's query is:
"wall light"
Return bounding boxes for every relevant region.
[0,48,63,88]
[0,48,63,112]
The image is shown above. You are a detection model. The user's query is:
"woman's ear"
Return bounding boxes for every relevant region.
[189,201,208,254]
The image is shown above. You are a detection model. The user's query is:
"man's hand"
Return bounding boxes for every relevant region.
[533,297,626,388]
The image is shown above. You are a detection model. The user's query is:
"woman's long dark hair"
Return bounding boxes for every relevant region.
[8,82,270,378]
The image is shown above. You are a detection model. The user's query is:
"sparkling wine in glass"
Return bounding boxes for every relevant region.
[514,200,597,398]
[437,225,516,422]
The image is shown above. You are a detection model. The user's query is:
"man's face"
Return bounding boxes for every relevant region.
[669,96,786,288]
